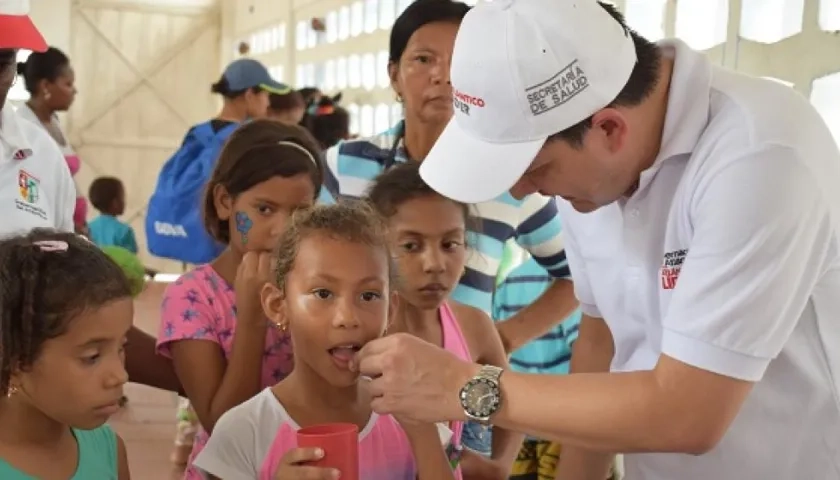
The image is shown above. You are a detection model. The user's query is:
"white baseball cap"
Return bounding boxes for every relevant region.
[0,0,46,52]
[419,0,637,203]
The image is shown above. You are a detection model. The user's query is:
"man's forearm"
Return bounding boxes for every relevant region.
[496,279,577,352]
[555,315,615,480]
[490,314,690,452]
[491,367,680,452]
[478,314,714,454]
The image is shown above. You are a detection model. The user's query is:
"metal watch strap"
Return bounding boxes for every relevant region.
[476,364,503,382]
[459,364,505,423]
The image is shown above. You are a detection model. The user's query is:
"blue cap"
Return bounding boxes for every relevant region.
[222,58,290,94]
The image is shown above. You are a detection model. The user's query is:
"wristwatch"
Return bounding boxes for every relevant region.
[458,364,504,424]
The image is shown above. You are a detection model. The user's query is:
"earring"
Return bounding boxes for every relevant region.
[396,93,403,103]
[43,90,51,101]
[5,385,18,398]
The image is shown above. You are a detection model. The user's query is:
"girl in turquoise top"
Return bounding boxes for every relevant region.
[0,230,133,480]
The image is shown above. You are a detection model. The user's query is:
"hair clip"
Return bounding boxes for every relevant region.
[315,105,335,115]
[307,103,335,116]
[33,240,69,252]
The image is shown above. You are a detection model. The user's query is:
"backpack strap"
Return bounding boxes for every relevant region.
[191,121,221,145]
[185,120,237,145]
[215,121,239,139]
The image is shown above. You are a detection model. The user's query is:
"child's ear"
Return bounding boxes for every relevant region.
[212,184,233,221]
[261,283,286,327]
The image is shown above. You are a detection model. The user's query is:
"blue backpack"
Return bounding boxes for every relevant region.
[145,121,238,264]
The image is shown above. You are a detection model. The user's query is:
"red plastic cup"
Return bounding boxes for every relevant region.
[296,423,359,480]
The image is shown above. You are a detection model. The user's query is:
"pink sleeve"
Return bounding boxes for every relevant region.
[156,271,220,358]
[259,424,297,480]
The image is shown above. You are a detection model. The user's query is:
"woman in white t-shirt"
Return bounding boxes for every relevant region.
[15,46,88,234]
[0,49,76,233]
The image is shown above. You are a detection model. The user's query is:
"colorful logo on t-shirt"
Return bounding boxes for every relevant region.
[18,170,40,203]
[661,248,687,290]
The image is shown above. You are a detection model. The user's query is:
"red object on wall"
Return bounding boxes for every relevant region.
[311,17,326,32]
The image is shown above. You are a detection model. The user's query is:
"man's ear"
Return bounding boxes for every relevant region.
[590,107,629,154]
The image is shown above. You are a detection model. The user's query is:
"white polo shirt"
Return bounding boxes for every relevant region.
[0,106,75,235]
[557,40,840,480]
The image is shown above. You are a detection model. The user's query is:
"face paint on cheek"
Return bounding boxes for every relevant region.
[234,211,253,245]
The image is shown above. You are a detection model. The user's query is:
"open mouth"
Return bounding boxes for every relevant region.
[328,343,362,366]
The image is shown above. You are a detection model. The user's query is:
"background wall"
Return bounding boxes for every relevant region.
[224,0,840,142]
[21,0,221,273]
[220,0,410,137]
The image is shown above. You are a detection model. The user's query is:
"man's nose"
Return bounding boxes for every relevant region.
[509,178,537,199]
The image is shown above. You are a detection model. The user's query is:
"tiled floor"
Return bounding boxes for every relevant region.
[110,282,185,480]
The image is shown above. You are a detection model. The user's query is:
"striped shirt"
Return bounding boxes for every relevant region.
[320,122,569,314]
[492,255,581,374]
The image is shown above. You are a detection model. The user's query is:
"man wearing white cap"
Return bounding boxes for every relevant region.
[0,0,184,396]
[352,1,840,479]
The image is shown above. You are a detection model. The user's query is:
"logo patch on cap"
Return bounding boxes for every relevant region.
[524,59,589,116]
[453,89,485,116]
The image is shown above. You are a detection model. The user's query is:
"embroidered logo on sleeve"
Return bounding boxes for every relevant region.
[660,249,687,290]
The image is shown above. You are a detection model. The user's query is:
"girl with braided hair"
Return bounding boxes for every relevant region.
[0,229,132,479]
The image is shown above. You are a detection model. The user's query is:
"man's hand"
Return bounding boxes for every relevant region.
[351,333,477,422]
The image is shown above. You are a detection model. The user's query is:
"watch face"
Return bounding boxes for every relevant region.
[460,378,500,418]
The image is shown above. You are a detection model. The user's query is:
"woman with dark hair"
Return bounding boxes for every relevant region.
[302,95,350,150]
[15,47,87,235]
[297,86,343,130]
[208,59,288,128]
[317,0,585,477]
[146,58,287,267]
[0,21,73,234]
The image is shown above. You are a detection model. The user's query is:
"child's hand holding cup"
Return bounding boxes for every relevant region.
[275,423,360,480]
[272,447,340,480]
